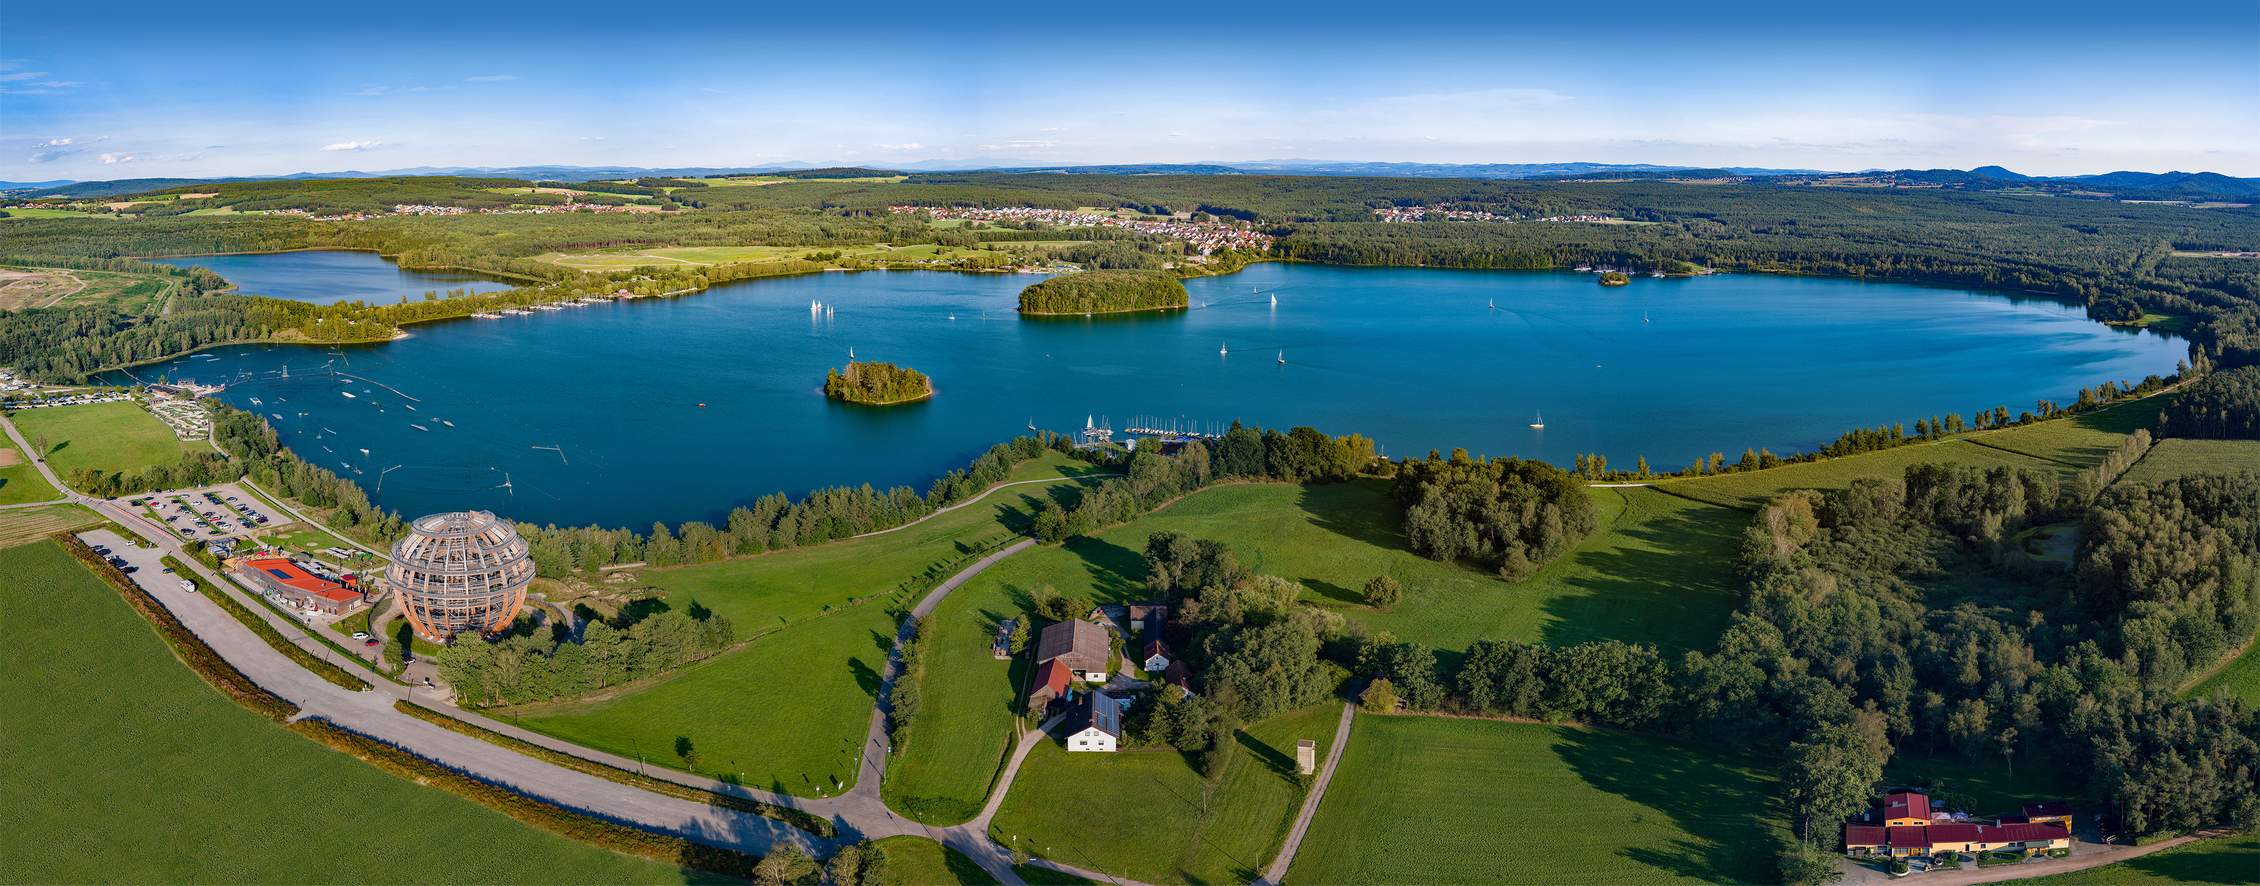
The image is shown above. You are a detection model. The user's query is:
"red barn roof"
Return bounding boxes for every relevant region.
[1927,823,1982,843]
[1843,824,1887,847]
[1886,826,1930,849]
[1886,791,1932,821]
[1035,659,1071,696]
[1980,822,2070,844]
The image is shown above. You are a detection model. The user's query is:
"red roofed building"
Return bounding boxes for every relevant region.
[234,557,362,615]
[1029,659,1073,711]
[1843,824,1887,854]
[1884,791,1933,827]
[1978,822,2072,853]
[1885,826,1931,857]
[1925,823,1983,853]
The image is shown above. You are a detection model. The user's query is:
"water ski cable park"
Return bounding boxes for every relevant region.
[123,255,2186,529]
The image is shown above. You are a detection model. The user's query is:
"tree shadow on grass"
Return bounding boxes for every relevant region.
[1294,480,1415,552]
[2107,839,2256,884]
[850,655,882,698]
[1299,577,1364,606]
[1060,536,1146,603]
[1536,497,1743,655]
[1554,727,1785,884]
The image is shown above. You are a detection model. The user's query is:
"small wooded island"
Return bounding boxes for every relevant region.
[824,360,934,406]
[1597,271,1631,286]
[1018,269,1189,315]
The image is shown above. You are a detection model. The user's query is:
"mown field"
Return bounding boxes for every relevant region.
[868,835,996,886]
[541,242,1021,272]
[8,400,199,480]
[1286,714,1786,885]
[2117,438,2260,485]
[1660,439,2064,510]
[0,541,701,884]
[0,502,100,547]
[989,701,1342,885]
[1964,398,2163,466]
[511,455,1104,797]
[2024,834,2259,884]
[0,441,62,504]
[883,479,1745,823]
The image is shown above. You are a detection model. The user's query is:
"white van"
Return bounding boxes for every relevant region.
[178,579,198,593]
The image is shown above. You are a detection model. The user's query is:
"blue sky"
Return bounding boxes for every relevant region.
[4,1,2256,181]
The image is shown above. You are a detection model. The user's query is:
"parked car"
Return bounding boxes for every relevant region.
[364,639,381,647]
[177,579,196,593]
[351,631,370,641]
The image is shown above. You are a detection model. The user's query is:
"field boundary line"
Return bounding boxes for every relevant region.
[1962,436,2086,469]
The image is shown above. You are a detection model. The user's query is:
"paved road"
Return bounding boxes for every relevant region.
[1261,701,1359,884]
[10,410,1199,883]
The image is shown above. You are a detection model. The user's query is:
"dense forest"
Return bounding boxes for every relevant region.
[823,360,933,405]
[2160,365,2260,438]
[1015,269,1188,315]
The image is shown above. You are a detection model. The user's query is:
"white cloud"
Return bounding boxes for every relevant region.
[40,137,74,147]
[465,74,517,82]
[877,142,924,151]
[98,152,135,164]
[0,70,50,82]
[322,140,380,152]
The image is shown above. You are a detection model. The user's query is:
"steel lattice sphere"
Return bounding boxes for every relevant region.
[387,511,535,641]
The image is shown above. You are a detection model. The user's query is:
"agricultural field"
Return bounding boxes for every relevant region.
[2024,834,2258,884]
[989,701,1342,884]
[45,267,178,312]
[867,836,995,885]
[513,455,1104,798]
[1660,439,2064,510]
[885,480,1745,822]
[1286,714,1786,885]
[0,502,100,547]
[2116,438,2260,485]
[541,241,1025,273]
[8,400,201,481]
[0,541,700,884]
[1967,398,2161,466]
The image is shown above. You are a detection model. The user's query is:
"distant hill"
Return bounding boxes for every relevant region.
[12,160,2257,202]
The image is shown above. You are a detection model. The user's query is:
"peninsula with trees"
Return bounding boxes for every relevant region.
[824,360,933,406]
[1017,270,1188,316]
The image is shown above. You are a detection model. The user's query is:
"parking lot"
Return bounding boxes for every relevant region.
[79,528,194,596]
[125,483,284,545]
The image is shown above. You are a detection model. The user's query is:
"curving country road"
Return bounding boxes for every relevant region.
[6,410,1154,883]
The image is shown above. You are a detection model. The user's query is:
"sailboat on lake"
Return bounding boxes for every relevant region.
[1529,411,1546,430]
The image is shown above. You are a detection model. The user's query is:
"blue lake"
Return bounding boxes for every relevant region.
[151,250,518,304]
[133,258,2187,528]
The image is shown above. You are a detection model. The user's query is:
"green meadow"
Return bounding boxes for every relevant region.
[9,400,201,481]
[1286,714,1787,885]
[1660,439,2064,510]
[2024,834,2259,885]
[989,701,1342,885]
[511,454,1103,797]
[867,836,997,886]
[2118,438,2260,485]
[0,541,701,884]
[885,479,1744,824]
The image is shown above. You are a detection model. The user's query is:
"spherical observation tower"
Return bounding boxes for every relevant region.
[387,510,535,641]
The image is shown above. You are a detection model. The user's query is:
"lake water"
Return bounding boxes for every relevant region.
[150,250,517,304]
[131,260,2187,528]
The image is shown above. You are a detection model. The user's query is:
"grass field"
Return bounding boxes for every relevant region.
[884,479,1745,823]
[1660,439,2066,510]
[868,836,997,885]
[2023,834,2258,884]
[0,442,63,503]
[1967,398,2161,466]
[0,541,701,884]
[511,454,1104,798]
[0,265,175,312]
[2117,438,2260,485]
[9,400,199,482]
[0,502,101,548]
[2182,635,2260,705]
[541,241,1018,273]
[1286,714,1786,885]
[990,701,1343,884]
